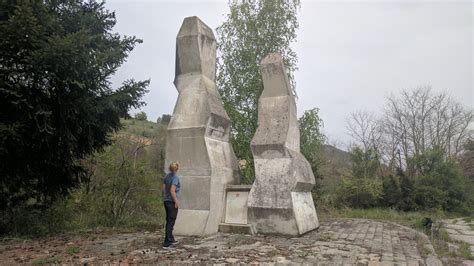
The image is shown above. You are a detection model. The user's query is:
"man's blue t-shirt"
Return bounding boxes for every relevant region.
[163,173,180,202]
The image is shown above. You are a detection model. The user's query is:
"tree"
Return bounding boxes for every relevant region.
[347,87,473,172]
[134,111,148,121]
[216,0,300,182]
[157,114,171,125]
[350,147,381,179]
[0,1,149,211]
[299,108,325,178]
[76,134,162,227]
[384,86,472,169]
[460,139,474,181]
[409,148,467,212]
[346,110,382,152]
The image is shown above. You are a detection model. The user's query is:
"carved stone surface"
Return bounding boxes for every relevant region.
[165,16,240,236]
[247,53,319,236]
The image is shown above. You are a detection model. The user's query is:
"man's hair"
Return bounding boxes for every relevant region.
[169,162,179,173]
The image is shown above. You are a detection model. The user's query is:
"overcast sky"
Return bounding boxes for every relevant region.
[106,0,473,149]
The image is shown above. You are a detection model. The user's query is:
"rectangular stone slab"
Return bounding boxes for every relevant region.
[224,191,249,224]
[291,192,319,234]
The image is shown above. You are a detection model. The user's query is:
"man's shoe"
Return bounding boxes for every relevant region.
[172,240,179,245]
[162,244,174,249]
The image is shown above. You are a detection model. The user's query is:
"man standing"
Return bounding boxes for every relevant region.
[162,162,180,248]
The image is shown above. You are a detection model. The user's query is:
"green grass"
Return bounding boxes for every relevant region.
[32,256,62,265]
[463,217,473,223]
[458,242,474,260]
[469,224,474,231]
[66,246,80,255]
[430,228,453,258]
[319,207,446,229]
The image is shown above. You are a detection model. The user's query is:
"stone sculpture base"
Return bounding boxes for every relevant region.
[248,157,319,236]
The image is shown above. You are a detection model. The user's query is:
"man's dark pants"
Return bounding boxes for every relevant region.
[163,201,178,246]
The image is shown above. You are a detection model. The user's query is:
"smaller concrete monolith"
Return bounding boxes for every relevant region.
[247,53,319,236]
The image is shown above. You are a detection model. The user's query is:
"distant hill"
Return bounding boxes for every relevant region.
[319,144,352,185]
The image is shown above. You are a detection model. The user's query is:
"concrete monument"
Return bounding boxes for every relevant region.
[165,16,240,236]
[247,53,319,236]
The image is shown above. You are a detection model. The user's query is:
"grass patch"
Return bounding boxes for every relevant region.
[430,228,453,258]
[463,217,473,223]
[458,242,474,260]
[469,224,474,231]
[319,207,446,229]
[414,234,431,257]
[66,246,80,255]
[32,256,62,265]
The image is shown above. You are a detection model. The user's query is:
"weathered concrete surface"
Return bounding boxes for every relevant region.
[0,219,441,265]
[442,218,474,264]
[248,53,318,236]
[165,16,240,236]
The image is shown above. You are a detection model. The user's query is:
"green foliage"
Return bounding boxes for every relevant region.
[325,142,472,214]
[0,1,149,214]
[460,139,474,181]
[134,111,148,121]
[1,119,165,236]
[216,0,300,183]
[409,148,468,213]
[335,177,383,208]
[458,242,474,260]
[350,147,380,179]
[398,171,416,211]
[381,175,401,207]
[157,114,171,125]
[299,108,325,179]
[1,197,74,236]
[70,134,164,228]
[321,207,446,230]
[332,148,383,208]
[66,246,80,255]
[413,184,446,210]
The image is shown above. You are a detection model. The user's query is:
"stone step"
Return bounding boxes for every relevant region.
[218,223,256,235]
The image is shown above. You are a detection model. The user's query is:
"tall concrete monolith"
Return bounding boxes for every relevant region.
[165,16,240,236]
[247,53,319,236]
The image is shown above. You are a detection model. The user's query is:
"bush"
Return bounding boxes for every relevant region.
[70,134,164,229]
[134,111,148,121]
[413,185,446,210]
[335,177,383,208]
[1,123,166,236]
[381,175,401,207]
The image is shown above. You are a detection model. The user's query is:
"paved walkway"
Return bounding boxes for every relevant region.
[0,219,441,265]
[442,218,474,264]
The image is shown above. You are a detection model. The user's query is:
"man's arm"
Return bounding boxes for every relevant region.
[162,183,166,195]
[170,185,179,209]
